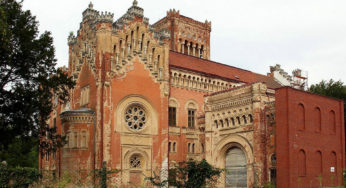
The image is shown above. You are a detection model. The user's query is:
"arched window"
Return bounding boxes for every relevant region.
[242,115,247,124]
[168,142,171,152]
[314,107,321,132]
[249,114,253,123]
[231,118,235,126]
[220,120,224,128]
[173,142,176,152]
[225,119,230,127]
[188,143,191,153]
[315,151,322,175]
[329,110,336,134]
[298,149,306,176]
[192,144,195,153]
[201,144,204,153]
[331,151,337,174]
[297,104,305,130]
[236,117,241,125]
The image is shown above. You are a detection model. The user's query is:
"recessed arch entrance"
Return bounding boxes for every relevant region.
[225,147,247,188]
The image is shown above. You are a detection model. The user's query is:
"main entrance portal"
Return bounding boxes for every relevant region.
[225,147,247,188]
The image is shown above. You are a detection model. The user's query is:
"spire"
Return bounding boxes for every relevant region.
[133,0,138,6]
[88,1,93,9]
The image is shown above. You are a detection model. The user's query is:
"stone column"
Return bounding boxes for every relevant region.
[133,38,136,53]
[181,41,185,54]
[187,43,190,55]
[121,46,125,61]
[115,52,119,65]
[138,39,142,53]
[198,46,201,58]
[127,43,131,57]
[192,44,196,57]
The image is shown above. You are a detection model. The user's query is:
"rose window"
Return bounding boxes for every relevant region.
[125,105,146,130]
[130,155,141,168]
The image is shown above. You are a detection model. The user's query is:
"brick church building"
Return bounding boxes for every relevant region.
[40,1,345,187]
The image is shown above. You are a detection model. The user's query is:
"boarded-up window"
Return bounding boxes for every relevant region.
[297,104,305,130]
[314,107,321,132]
[331,151,337,174]
[329,110,336,134]
[298,149,306,176]
[316,151,322,175]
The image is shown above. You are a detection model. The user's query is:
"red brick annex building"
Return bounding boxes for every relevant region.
[40,1,345,187]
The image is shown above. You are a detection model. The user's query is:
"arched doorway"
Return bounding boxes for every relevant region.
[225,147,247,188]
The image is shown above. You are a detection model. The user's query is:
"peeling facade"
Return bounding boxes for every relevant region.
[40,1,345,187]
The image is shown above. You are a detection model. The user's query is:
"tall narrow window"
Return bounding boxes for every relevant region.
[220,120,224,128]
[74,132,78,148]
[173,142,176,152]
[81,131,87,148]
[316,151,322,175]
[188,109,195,128]
[329,110,336,134]
[249,114,253,123]
[169,107,176,126]
[168,142,171,152]
[243,115,247,124]
[231,118,235,126]
[225,119,229,127]
[298,104,305,130]
[331,151,337,174]
[298,149,306,176]
[192,144,195,153]
[188,143,191,153]
[314,107,321,132]
[236,117,241,125]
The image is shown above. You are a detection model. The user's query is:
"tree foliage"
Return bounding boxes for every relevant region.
[309,79,346,101]
[147,159,222,188]
[0,0,75,159]
[0,163,41,187]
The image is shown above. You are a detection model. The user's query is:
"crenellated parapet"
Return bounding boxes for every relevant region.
[82,2,114,24]
[113,0,149,30]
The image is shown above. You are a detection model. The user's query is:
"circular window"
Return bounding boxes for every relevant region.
[130,155,141,168]
[125,105,146,130]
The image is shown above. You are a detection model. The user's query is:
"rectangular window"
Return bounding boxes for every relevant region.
[169,107,176,126]
[188,109,195,128]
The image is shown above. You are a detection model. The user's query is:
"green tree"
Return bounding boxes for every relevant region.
[0,0,75,165]
[309,79,346,101]
[147,159,222,188]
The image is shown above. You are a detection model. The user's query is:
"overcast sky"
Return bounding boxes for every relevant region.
[22,0,346,85]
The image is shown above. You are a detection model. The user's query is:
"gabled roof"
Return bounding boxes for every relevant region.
[169,51,282,89]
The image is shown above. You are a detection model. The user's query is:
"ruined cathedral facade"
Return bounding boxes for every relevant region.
[40,1,345,188]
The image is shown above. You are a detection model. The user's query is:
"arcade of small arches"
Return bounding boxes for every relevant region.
[178,39,206,58]
[170,70,240,92]
[214,114,254,129]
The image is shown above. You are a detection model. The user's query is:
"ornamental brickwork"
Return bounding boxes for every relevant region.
[40,1,345,187]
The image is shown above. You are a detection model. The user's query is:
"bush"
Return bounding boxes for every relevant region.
[0,163,41,187]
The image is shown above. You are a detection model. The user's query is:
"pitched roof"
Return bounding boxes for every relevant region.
[169,51,282,89]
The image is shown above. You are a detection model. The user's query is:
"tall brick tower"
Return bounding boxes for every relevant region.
[153,9,211,59]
